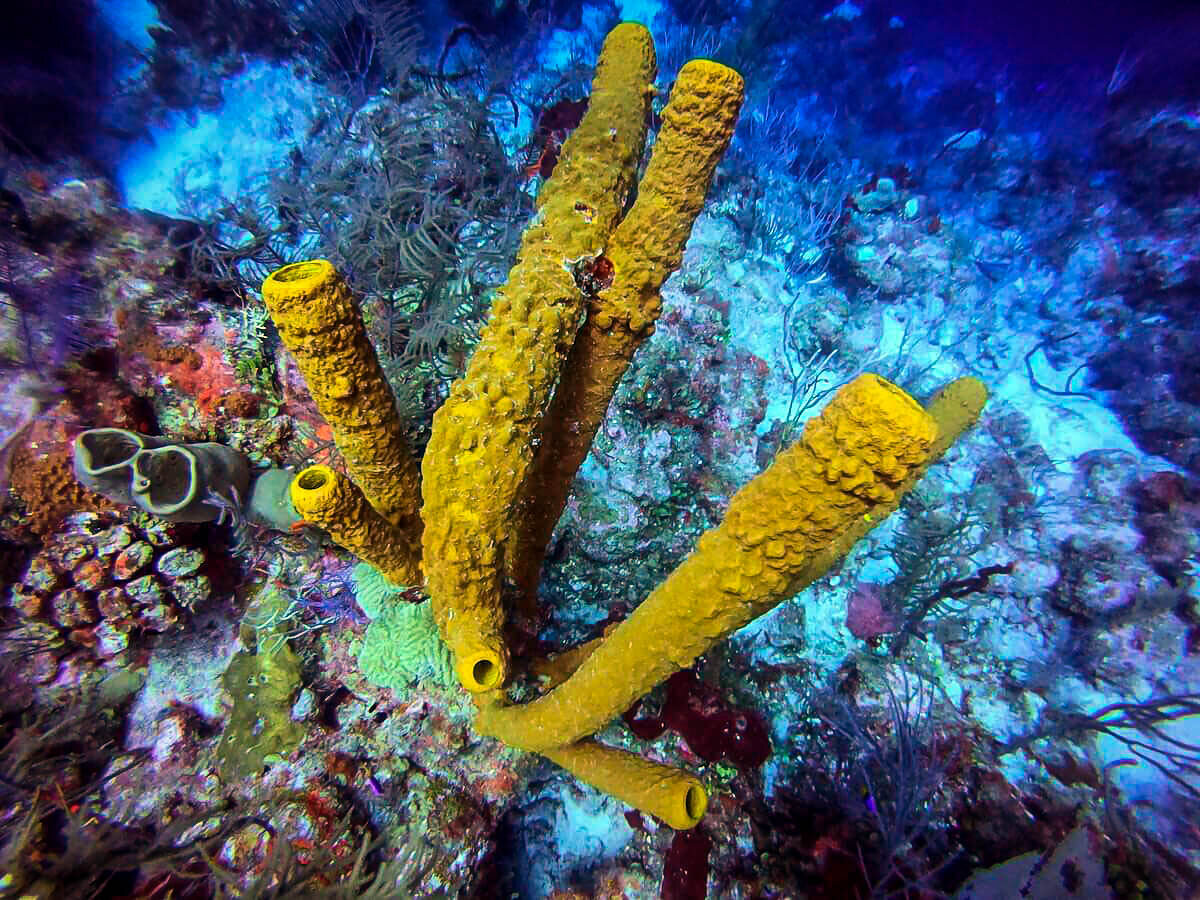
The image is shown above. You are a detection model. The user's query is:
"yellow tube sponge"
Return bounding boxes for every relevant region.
[776,375,989,594]
[261,261,421,536]
[926,375,988,455]
[598,58,746,339]
[290,465,421,588]
[421,23,657,693]
[510,58,745,602]
[541,740,707,830]
[477,375,941,751]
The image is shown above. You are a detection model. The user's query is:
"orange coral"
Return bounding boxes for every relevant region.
[154,343,242,415]
[7,417,113,538]
[117,309,245,417]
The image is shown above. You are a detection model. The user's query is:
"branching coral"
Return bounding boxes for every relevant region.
[1000,692,1200,800]
[260,23,988,829]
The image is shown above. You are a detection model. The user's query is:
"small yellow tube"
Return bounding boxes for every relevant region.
[289,465,421,588]
[261,260,421,537]
[926,375,988,455]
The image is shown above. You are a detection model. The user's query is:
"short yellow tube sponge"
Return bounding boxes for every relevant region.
[261,261,422,537]
[477,375,958,752]
[927,375,988,455]
[420,22,657,692]
[289,465,421,588]
[541,740,708,831]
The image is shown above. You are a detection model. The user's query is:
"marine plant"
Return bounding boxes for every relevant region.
[257,22,987,830]
[999,692,1200,801]
[819,667,959,895]
[295,0,422,103]
[217,585,305,780]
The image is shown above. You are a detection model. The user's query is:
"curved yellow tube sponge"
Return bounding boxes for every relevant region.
[510,57,746,602]
[775,377,989,605]
[420,22,657,693]
[289,465,421,588]
[261,260,422,537]
[477,375,982,752]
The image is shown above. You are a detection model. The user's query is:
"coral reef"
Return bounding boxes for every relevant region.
[3,1,1199,896]
[8,510,211,677]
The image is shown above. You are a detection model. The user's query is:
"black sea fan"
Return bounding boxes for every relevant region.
[0,240,98,377]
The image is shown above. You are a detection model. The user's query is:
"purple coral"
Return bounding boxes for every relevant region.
[846,581,901,641]
[624,669,771,770]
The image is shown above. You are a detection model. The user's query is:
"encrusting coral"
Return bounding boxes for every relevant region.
[217,586,305,780]
[258,22,987,830]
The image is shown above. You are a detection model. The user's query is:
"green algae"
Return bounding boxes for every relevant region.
[216,587,304,780]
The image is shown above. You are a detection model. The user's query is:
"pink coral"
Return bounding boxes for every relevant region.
[845,582,900,640]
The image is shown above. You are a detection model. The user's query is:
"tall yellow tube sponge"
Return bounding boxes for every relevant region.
[420,22,657,693]
[289,465,421,588]
[260,261,422,540]
[510,57,745,603]
[477,375,981,752]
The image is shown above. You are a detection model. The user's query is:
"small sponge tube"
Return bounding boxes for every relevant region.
[541,739,707,830]
[289,465,422,588]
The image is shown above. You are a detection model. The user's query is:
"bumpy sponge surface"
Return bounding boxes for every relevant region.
[510,57,745,600]
[290,465,421,587]
[261,260,421,534]
[477,374,940,751]
[420,22,658,692]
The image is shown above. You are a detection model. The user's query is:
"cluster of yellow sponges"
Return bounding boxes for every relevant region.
[260,22,987,831]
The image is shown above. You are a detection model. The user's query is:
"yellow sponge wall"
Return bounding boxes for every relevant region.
[261,261,422,536]
[476,375,942,751]
[420,23,658,692]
